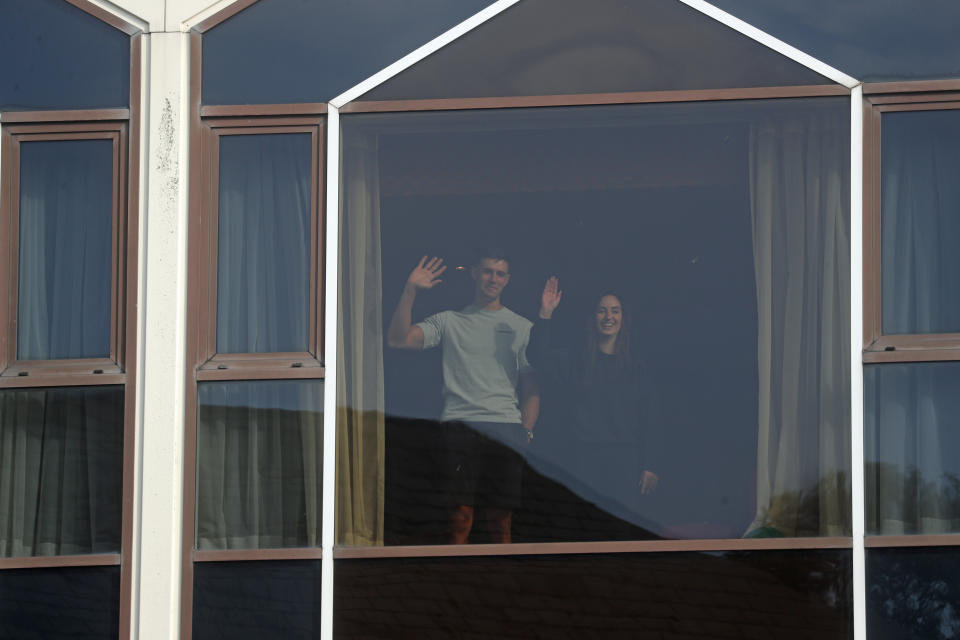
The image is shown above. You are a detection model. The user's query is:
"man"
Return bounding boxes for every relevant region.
[387,250,539,544]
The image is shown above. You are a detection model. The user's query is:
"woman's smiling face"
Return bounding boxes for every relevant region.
[595,295,622,339]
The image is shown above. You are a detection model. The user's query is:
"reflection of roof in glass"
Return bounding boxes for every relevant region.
[360,0,833,102]
[0,0,130,110]
[708,0,960,82]
[201,0,495,105]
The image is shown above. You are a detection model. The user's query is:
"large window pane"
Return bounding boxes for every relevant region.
[868,547,960,640]
[361,0,831,102]
[881,109,960,336]
[216,133,312,354]
[0,0,129,111]
[196,380,323,549]
[0,386,123,557]
[338,98,851,546]
[17,139,114,361]
[337,551,852,638]
[865,363,960,535]
[201,0,494,105]
[0,565,120,640]
[193,560,321,639]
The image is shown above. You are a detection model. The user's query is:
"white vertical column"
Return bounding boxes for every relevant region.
[132,29,191,640]
[320,105,341,640]
[850,84,866,640]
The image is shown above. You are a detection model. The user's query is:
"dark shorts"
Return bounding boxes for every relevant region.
[443,421,526,510]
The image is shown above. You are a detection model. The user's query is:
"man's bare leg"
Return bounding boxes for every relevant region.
[449,505,474,544]
[486,508,512,544]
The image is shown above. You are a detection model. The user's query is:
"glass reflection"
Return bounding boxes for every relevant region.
[0,0,129,111]
[362,0,830,101]
[881,109,960,335]
[0,386,124,557]
[18,139,114,361]
[216,133,312,354]
[868,547,960,640]
[196,380,323,549]
[866,363,960,535]
[194,560,321,640]
[337,551,852,638]
[339,98,851,546]
[0,566,120,640]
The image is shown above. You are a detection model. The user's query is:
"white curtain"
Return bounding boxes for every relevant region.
[0,387,123,557]
[866,365,959,534]
[18,139,113,360]
[196,380,323,549]
[748,110,850,537]
[216,133,312,354]
[336,132,386,546]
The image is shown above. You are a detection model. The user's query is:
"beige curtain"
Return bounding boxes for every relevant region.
[195,380,323,550]
[748,110,851,537]
[336,132,386,546]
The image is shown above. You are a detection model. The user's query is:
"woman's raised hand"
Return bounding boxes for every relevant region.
[539,276,563,319]
[407,256,446,291]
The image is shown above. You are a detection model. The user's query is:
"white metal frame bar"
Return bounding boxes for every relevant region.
[850,85,866,640]
[320,105,340,640]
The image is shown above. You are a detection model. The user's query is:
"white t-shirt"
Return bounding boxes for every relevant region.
[417,305,533,423]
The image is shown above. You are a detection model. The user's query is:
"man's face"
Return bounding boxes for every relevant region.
[471,258,510,301]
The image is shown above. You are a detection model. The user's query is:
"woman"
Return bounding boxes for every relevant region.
[527,276,658,538]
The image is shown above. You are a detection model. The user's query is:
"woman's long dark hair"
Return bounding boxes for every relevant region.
[584,292,633,379]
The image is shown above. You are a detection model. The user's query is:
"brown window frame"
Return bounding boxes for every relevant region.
[194,116,326,380]
[0,122,129,380]
[862,84,960,363]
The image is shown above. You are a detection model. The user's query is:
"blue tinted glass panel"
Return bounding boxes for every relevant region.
[0,386,124,557]
[194,560,321,639]
[865,363,960,536]
[0,0,129,110]
[202,0,495,105]
[709,0,960,83]
[18,139,114,361]
[881,109,960,335]
[196,380,323,549]
[362,0,831,101]
[0,565,120,639]
[868,547,960,639]
[217,133,312,354]
[338,551,852,638]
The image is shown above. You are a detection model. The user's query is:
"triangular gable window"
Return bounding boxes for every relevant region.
[360,0,834,102]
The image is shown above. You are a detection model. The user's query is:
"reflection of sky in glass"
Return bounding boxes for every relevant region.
[0,0,129,110]
[710,0,960,82]
[198,379,324,412]
[202,0,495,105]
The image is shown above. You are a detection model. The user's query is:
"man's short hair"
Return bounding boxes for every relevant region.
[474,247,510,268]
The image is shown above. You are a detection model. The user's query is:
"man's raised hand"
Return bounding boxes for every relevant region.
[408,256,446,291]
[539,276,563,319]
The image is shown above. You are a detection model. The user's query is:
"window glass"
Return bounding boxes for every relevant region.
[193,560,321,639]
[17,138,114,361]
[0,0,130,110]
[337,551,852,638]
[216,133,312,354]
[868,547,960,640]
[0,565,120,640]
[360,0,832,102]
[339,98,850,546]
[881,109,960,336]
[0,386,124,557]
[865,363,960,535]
[196,380,323,550]
[708,0,960,83]
[201,0,495,105]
